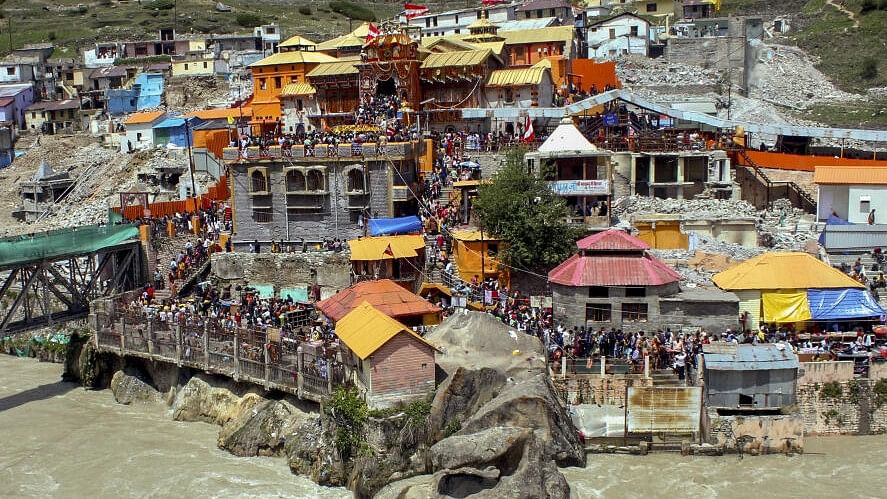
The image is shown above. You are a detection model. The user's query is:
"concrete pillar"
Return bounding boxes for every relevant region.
[233,333,241,380]
[120,315,126,352]
[147,321,155,355]
[600,355,606,376]
[644,354,651,378]
[175,323,182,363]
[264,343,271,385]
[561,356,567,379]
[676,157,685,199]
[296,346,305,397]
[203,323,210,367]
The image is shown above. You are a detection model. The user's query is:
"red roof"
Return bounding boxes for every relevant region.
[576,230,650,251]
[548,253,681,287]
[0,97,14,107]
[316,279,441,322]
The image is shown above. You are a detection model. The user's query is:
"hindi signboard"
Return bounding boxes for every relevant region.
[548,180,610,196]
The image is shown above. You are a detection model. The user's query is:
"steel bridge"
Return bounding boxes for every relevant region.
[0,225,146,335]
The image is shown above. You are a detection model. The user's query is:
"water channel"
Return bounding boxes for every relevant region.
[2,355,885,498]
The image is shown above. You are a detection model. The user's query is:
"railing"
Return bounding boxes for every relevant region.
[222,142,416,162]
[95,311,350,400]
[735,148,816,213]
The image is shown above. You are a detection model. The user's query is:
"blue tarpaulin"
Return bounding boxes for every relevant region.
[368,216,422,236]
[807,288,886,320]
[818,215,852,245]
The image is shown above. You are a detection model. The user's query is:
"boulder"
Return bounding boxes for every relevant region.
[217,397,306,457]
[348,413,431,498]
[428,366,507,441]
[110,370,161,405]
[429,426,530,471]
[284,415,348,487]
[171,374,255,425]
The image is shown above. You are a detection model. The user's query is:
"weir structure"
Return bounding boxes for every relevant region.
[0,225,146,335]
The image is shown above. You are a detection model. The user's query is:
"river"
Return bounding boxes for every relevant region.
[2,355,886,498]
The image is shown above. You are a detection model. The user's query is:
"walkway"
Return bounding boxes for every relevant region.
[825,0,860,28]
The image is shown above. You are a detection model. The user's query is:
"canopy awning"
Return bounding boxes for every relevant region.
[808,288,886,320]
[368,216,423,236]
[348,235,426,261]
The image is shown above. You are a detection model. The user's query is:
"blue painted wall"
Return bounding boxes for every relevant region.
[107,73,164,115]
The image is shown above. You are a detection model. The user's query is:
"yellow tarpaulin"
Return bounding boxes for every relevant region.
[454,239,502,281]
[348,235,426,261]
[762,289,812,323]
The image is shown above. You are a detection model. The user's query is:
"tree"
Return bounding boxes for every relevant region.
[861,57,878,80]
[473,148,582,274]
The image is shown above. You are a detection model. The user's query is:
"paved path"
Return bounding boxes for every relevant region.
[825,0,860,28]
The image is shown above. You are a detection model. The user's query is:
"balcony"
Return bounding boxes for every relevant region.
[223,142,416,163]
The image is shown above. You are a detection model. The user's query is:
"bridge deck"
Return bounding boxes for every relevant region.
[0,224,140,271]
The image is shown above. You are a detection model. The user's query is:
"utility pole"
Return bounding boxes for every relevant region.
[184,118,197,202]
[173,0,177,37]
[7,14,12,55]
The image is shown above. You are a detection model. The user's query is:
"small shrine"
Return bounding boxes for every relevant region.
[358,21,421,110]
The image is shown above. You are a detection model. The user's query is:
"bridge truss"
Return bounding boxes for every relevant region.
[0,241,145,335]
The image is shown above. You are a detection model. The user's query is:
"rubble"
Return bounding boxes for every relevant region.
[614,196,759,220]
[617,56,721,87]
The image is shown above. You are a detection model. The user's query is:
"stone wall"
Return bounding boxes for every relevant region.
[705,411,804,454]
[211,251,352,299]
[665,37,747,86]
[552,282,681,332]
[796,361,887,435]
[658,298,738,333]
[552,374,653,406]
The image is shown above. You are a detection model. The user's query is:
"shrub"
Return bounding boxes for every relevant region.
[298,5,313,16]
[235,13,263,27]
[861,57,878,80]
[820,381,843,400]
[147,0,175,11]
[874,379,887,408]
[47,31,57,41]
[325,387,368,461]
[328,1,376,22]
[861,0,877,13]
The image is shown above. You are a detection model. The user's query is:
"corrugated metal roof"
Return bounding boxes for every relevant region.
[577,230,650,251]
[316,279,441,322]
[335,302,438,360]
[249,51,338,67]
[497,17,560,31]
[306,60,359,78]
[421,49,492,69]
[487,67,547,87]
[712,252,865,290]
[315,23,372,51]
[347,235,426,261]
[186,107,252,120]
[821,224,887,251]
[124,110,166,125]
[548,253,681,287]
[515,0,572,12]
[279,35,317,48]
[814,166,887,185]
[501,26,575,46]
[280,82,316,97]
[702,344,799,371]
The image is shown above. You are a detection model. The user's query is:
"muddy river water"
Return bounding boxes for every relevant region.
[1,355,885,498]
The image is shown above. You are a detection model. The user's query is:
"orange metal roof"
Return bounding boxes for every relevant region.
[335,302,438,360]
[316,279,441,322]
[186,107,253,120]
[124,110,165,125]
[814,166,887,185]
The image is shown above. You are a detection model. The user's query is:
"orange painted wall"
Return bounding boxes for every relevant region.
[509,42,566,67]
[570,59,621,93]
[736,150,887,172]
[193,129,233,158]
[251,63,319,120]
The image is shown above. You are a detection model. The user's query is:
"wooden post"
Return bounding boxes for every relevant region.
[120,315,126,352]
[233,332,241,380]
[327,361,333,395]
[264,343,271,387]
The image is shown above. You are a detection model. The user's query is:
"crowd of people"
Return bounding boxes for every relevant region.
[838,249,886,293]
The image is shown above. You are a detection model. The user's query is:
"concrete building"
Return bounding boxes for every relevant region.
[526,116,613,228]
[25,99,81,133]
[223,141,422,247]
[611,149,732,200]
[335,303,438,408]
[0,59,36,85]
[815,166,887,224]
[83,42,123,68]
[347,235,428,290]
[406,2,516,38]
[702,343,799,410]
[107,72,165,115]
[0,83,35,129]
[587,13,650,59]
[121,110,166,152]
[171,54,216,77]
[515,0,576,24]
[549,230,682,331]
[14,161,73,222]
[485,66,555,109]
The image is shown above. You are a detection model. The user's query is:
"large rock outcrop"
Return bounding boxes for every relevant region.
[218,398,307,457]
[378,310,584,498]
[110,370,162,405]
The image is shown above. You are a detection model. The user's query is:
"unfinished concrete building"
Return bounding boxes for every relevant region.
[611,149,733,200]
[14,161,73,222]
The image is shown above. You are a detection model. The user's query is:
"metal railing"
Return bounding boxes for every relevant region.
[95,310,350,400]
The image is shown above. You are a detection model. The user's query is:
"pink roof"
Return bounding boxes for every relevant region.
[576,230,650,251]
[548,253,681,287]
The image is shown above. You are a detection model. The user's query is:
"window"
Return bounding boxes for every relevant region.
[860,197,871,213]
[306,169,325,191]
[286,169,307,193]
[6,67,15,75]
[252,207,273,223]
[609,28,616,40]
[454,29,461,34]
[297,98,304,111]
[549,8,556,17]
[622,303,648,322]
[346,167,365,194]
[588,286,608,298]
[136,132,143,141]
[433,16,438,27]
[586,303,611,322]
[525,12,532,19]
[203,61,208,69]
[646,3,657,12]
[259,78,267,90]
[184,63,189,70]
[630,26,639,37]
[274,76,281,88]
[591,27,598,32]
[455,14,459,23]
[536,9,543,18]
[426,18,431,28]
[625,287,646,298]
[249,168,269,193]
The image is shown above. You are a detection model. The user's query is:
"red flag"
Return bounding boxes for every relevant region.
[522,115,535,143]
[481,0,506,5]
[403,3,430,19]
[366,23,380,43]
[383,244,395,257]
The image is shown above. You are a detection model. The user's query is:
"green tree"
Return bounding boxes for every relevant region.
[473,148,582,274]
[861,57,878,80]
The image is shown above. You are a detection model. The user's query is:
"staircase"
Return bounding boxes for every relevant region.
[152,235,213,299]
[734,148,816,213]
[651,369,683,387]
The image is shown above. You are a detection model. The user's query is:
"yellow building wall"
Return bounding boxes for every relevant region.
[172,59,215,77]
[635,221,689,250]
[734,290,761,332]
[251,63,318,121]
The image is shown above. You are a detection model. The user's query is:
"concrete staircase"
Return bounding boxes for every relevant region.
[651,369,684,387]
[152,235,212,298]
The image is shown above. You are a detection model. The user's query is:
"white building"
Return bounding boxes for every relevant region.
[815,166,887,224]
[120,110,166,153]
[254,24,281,56]
[484,65,554,109]
[587,13,650,59]
[0,60,35,84]
[406,3,517,38]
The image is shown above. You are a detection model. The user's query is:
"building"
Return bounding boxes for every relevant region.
[347,235,428,290]
[549,230,684,331]
[676,0,720,19]
[107,72,165,115]
[316,279,442,327]
[712,252,878,331]
[485,65,555,109]
[83,42,123,68]
[449,230,506,285]
[121,110,166,152]
[702,343,799,410]
[171,54,216,77]
[0,83,35,129]
[248,50,338,122]
[279,81,319,133]
[278,35,317,53]
[0,58,36,85]
[611,149,732,200]
[122,30,207,59]
[587,13,651,59]
[152,116,200,148]
[224,139,422,246]
[13,161,74,222]
[515,0,576,24]
[815,166,887,224]
[25,99,81,133]
[254,24,281,55]
[405,3,517,38]
[526,116,613,228]
[88,66,136,93]
[335,302,438,408]
[314,23,376,58]
[501,25,578,66]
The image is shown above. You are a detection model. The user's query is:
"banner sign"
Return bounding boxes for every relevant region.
[548,180,610,196]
